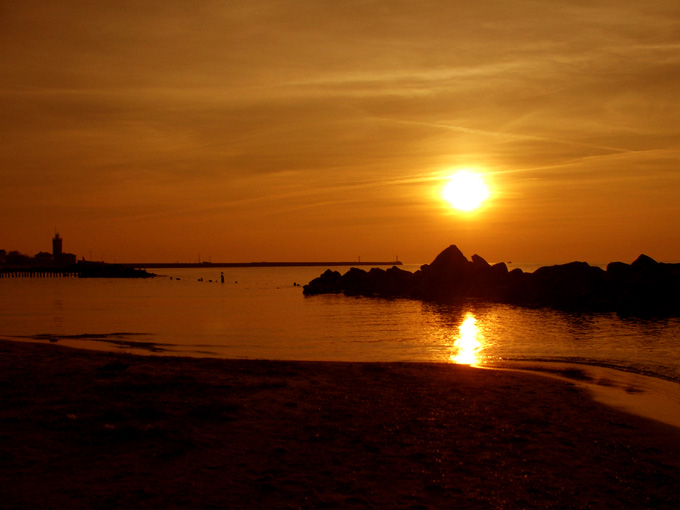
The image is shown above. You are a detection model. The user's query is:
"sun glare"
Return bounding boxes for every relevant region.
[442,171,489,212]
[450,313,481,365]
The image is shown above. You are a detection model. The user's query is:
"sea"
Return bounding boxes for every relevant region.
[2,264,679,383]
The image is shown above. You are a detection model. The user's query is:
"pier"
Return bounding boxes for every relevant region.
[122,261,403,269]
[0,263,153,279]
[0,268,79,278]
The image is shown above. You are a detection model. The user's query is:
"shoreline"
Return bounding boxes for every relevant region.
[6,335,680,428]
[2,339,680,508]
[484,361,680,430]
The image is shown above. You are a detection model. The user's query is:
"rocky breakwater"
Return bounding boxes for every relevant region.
[76,261,155,278]
[303,245,680,316]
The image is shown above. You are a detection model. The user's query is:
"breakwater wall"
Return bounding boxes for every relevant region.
[123,261,403,269]
[304,244,680,317]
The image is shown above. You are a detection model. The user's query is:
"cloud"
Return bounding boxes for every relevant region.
[2,1,680,261]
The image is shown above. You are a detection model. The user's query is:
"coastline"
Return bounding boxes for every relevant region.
[2,339,680,508]
[484,361,680,429]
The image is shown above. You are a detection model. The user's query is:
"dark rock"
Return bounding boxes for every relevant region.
[527,262,607,310]
[631,254,660,273]
[471,254,491,270]
[606,261,631,278]
[418,245,475,301]
[77,262,154,278]
[303,246,680,316]
[490,262,509,276]
[612,255,680,317]
[425,244,469,276]
[339,267,369,295]
[302,269,342,295]
[379,266,415,296]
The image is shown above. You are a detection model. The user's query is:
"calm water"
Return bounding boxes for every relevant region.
[2,265,680,383]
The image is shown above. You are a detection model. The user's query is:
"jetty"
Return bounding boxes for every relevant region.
[1,262,154,279]
[304,245,680,317]
[0,268,79,278]
[122,261,403,269]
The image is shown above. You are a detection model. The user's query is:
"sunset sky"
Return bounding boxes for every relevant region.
[2,1,679,265]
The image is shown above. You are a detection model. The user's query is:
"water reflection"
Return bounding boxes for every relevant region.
[450,313,482,365]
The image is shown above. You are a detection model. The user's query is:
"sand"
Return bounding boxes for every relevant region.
[1,339,680,509]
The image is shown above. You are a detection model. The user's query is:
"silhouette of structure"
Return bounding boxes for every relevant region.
[51,232,76,266]
[52,233,63,263]
[0,232,77,277]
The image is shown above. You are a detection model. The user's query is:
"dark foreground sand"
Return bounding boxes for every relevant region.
[1,339,680,509]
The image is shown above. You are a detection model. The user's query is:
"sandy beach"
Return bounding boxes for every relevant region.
[1,339,680,509]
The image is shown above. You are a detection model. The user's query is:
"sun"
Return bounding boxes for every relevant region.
[442,171,490,212]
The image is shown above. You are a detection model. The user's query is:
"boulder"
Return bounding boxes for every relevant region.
[303,246,680,316]
[339,267,370,295]
[528,262,607,310]
[302,269,342,295]
[424,244,469,277]
[490,262,509,276]
[631,254,660,273]
[418,245,474,301]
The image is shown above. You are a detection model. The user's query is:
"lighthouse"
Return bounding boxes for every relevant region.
[52,233,63,264]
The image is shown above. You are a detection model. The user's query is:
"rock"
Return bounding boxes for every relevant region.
[302,269,342,295]
[490,262,509,276]
[425,245,469,276]
[339,267,369,295]
[613,255,680,316]
[631,254,660,273]
[379,266,415,296]
[528,262,607,310]
[471,254,491,270]
[606,261,631,278]
[417,245,475,301]
[303,246,680,316]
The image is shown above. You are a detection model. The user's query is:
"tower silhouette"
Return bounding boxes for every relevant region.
[52,233,63,264]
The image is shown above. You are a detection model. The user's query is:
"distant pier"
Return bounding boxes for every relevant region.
[0,268,79,278]
[1,263,153,279]
[121,261,403,269]
[0,261,402,278]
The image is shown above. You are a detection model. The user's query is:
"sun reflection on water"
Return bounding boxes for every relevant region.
[450,313,482,365]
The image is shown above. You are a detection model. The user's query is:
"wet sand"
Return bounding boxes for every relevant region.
[493,362,680,430]
[2,339,680,509]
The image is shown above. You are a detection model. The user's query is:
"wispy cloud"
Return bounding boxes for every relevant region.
[2,0,680,262]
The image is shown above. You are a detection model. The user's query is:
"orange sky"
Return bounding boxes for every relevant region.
[2,1,679,264]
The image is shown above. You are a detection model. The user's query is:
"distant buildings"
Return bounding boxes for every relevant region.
[0,233,76,267]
